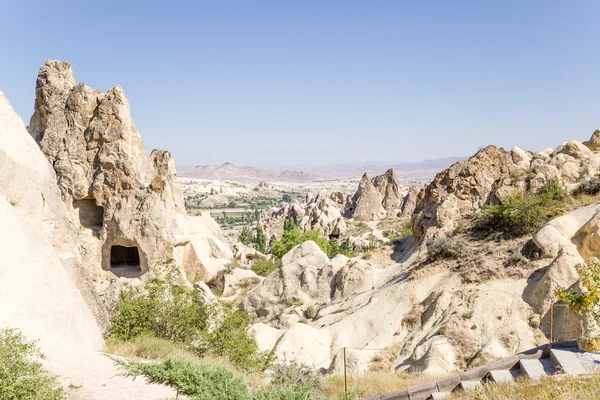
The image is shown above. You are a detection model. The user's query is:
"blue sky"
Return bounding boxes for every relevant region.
[1,1,598,167]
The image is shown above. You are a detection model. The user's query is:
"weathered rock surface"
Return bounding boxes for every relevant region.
[345,173,387,220]
[0,91,173,399]
[401,184,425,216]
[412,139,600,239]
[372,168,404,214]
[27,61,232,308]
[259,191,347,241]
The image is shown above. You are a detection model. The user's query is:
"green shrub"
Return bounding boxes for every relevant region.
[326,238,356,258]
[251,259,279,277]
[115,357,322,400]
[271,219,355,259]
[472,179,567,238]
[108,273,272,372]
[578,174,600,196]
[363,251,373,260]
[0,328,64,400]
[270,220,329,259]
[255,226,267,253]
[253,360,322,400]
[115,357,249,400]
[427,237,466,260]
[238,226,254,246]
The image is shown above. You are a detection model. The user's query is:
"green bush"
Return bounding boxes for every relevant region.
[108,274,272,372]
[472,179,567,238]
[255,226,267,253]
[116,357,323,400]
[116,357,249,400]
[578,174,600,196]
[270,219,354,259]
[251,259,279,277]
[0,328,64,400]
[427,237,466,260]
[238,226,254,246]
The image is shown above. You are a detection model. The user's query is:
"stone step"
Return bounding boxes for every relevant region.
[519,359,548,379]
[550,348,586,375]
[488,369,514,383]
[459,380,483,391]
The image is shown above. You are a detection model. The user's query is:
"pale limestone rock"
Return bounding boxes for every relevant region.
[27,61,231,308]
[372,168,404,214]
[194,281,217,304]
[584,129,600,151]
[345,173,386,221]
[259,192,347,243]
[401,185,425,217]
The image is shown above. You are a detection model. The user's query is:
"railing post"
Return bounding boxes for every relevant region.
[344,347,348,396]
[550,302,554,347]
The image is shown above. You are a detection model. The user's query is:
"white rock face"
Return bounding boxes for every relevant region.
[26,61,232,309]
[0,92,174,399]
[526,202,600,350]
[413,139,600,239]
[260,191,347,242]
[345,173,387,221]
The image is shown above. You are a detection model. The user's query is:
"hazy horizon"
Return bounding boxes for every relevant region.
[2,1,598,167]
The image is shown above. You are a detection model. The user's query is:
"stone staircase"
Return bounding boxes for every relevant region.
[364,340,600,400]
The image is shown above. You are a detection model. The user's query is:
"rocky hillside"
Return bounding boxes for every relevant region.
[238,130,600,380]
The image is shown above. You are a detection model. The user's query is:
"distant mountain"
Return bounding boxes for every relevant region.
[257,157,463,180]
[178,158,463,182]
[178,163,333,182]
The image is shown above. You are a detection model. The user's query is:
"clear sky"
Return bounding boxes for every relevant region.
[1,1,599,167]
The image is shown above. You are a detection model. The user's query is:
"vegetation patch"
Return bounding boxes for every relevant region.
[427,236,467,260]
[251,259,279,277]
[472,179,567,238]
[270,219,354,259]
[108,272,272,372]
[0,328,64,400]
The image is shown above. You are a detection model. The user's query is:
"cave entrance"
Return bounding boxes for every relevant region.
[110,245,142,278]
[73,199,104,230]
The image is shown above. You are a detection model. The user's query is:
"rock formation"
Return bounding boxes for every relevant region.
[345,173,387,220]
[259,191,347,241]
[412,139,600,239]
[0,91,174,399]
[27,60,232,307]
[401,184,424,216]
[372,168,404,213]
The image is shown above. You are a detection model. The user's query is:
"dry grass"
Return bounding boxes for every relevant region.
[345,220,372,237]
[321,372,439,399]
[449,373,600,400]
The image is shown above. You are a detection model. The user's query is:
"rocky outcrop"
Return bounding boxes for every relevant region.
[524,202,600,351]
[27,61,231,307]
[259,191,347,241]
[412,139,600,239]
[372,168,404,214]
[345,173,387,220]
[241,241,375,328]
[244,239,540,375]
[401,185,424,216]
[0,91,174,399]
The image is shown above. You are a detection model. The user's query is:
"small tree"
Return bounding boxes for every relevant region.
[238,226,254,246]
[255,226,267,254]
[0,328,64,400]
